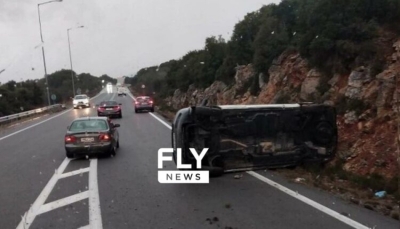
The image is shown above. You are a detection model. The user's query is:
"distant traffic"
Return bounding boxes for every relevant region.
[66,85,155,160]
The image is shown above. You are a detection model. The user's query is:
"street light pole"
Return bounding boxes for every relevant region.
[67,29,75,97]
[37,0,62,106]
[67,26,84,97]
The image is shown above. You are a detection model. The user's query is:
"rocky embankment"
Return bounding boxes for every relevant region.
[163,38,400,180]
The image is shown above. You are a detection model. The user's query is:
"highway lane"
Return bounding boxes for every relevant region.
[0,89,112,229]
[0,87,398,229]
[0,92,106,140]
[97,93,399,229]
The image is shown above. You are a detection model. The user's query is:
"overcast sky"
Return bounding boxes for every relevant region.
[0,0,281,83]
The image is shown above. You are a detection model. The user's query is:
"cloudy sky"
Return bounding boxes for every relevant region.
[0,0,280,83]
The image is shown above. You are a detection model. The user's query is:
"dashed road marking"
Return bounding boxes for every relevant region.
[16,158,71,229]
[58,167,90,179]
[12,91,112,228]
[37,191,89,215]
[16,159,102,229]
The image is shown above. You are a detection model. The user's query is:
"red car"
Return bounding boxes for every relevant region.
[134,96,154,113]
[97,101,123,118]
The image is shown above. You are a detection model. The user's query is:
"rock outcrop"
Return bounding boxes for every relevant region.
[163,38,400,179]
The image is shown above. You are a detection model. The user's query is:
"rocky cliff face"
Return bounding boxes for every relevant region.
[164,38,400,179]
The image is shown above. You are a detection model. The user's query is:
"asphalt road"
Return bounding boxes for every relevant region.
[0,87,398,229]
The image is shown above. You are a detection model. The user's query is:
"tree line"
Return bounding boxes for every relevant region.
[125,0,400,98]
[0,70,116,116]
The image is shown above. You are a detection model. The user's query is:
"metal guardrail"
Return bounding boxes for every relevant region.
[0,104,65,125]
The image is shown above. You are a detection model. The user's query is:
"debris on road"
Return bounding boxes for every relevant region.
[234,174,243,179]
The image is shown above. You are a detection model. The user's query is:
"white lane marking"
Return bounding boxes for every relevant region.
[37,191,89,215]
[247,171,369,229]
[0,91,104,142]
[58,168,90,179]
[140,97,371,229]
[78,225,90,229]
[148,112,172,130]
[88,159,103,229]
[16,158,71,229]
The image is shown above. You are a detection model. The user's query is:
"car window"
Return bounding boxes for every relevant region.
[137,97,150,102]
[69,120,108,131]
[74,95,87,99]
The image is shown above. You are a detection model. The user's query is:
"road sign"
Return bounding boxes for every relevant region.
[51,94,56,101]
[77,88,81,94]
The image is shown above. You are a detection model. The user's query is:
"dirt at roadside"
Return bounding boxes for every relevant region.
[153,107,400,221]
[275,167,399,221]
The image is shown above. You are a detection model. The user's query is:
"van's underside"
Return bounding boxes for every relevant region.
[177,105,337,172]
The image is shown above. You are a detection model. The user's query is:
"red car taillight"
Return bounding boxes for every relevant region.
[149,101,153,104]
[98,107,105,111]
[134,101,139,105]
[99,134,111,141]
[113,106,121,110]
[65,135,76,143]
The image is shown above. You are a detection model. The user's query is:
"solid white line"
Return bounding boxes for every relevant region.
[88,159,103,229]
[246,171,369,229]
[138,94,370,229]
[0,109,72,142]
[36,191,89,215]
[1,91,104,142]
[148,112,172,130]
[16,158,71,229]
[58,167,90,179]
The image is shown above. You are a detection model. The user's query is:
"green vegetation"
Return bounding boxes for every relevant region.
[0,70,116,117]
[126,0,400,98]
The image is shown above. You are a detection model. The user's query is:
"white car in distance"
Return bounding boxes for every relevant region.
[73,94,90,109]
[106,83,113,93]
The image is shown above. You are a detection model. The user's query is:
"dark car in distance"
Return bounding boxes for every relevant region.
[117,89,126,96]
[65,117,120,158]
[134,96,154,113]
[97,101,123,118]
